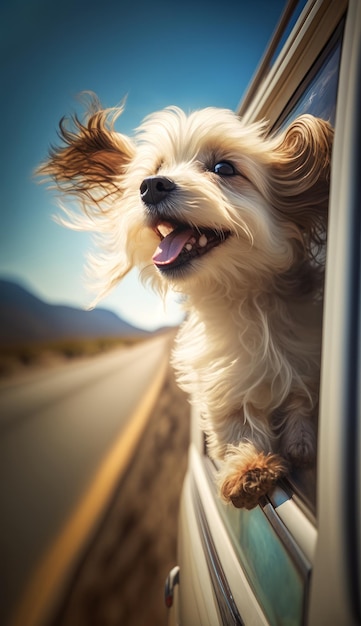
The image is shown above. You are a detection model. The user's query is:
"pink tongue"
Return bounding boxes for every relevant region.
[153,229,193,266]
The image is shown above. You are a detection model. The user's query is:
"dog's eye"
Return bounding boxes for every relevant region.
[213,162,236,176]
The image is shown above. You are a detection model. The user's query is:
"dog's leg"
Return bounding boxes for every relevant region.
[218,440,287,510]
[282,420,316,466]
[278,397,317,467]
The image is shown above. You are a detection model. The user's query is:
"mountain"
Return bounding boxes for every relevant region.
[0,279,149,346]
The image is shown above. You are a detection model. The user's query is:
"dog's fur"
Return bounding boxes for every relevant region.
[38,96,333,508]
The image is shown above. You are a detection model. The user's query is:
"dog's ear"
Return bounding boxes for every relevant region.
[268,115,333,250]
[36,96,144,302]
[37,96,135,206]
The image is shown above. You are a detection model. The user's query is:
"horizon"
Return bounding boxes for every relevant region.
[0,276,174,331]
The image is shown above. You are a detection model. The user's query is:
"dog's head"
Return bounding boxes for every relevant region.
[38,96,333,301]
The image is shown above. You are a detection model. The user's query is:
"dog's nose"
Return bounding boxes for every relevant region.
[140,176,176,205]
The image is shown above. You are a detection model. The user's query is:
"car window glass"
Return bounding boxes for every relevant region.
[280,37,341,128]
[217,500,305,626]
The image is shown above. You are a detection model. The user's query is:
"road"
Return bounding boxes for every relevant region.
[0,332,173,626]
[52,358,190,626]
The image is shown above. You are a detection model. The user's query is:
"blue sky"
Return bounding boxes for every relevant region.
[1,0,286,330]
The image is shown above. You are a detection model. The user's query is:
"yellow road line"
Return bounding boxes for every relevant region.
[11,352,169,626]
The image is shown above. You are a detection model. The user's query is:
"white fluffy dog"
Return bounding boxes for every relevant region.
[38,96,332,509]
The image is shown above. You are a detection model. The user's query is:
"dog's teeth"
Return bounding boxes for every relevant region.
[185,243,193,251]
[190,237,196,244]
[157,223,175,237]
[199,234,208,247]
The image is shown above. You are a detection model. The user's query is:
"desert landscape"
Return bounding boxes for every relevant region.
[1,280,190,626]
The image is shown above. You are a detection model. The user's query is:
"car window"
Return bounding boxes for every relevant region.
[215,491,306,626]
[279,27,342,128]
[204,23,344,626]
[268,0,309,69]
[277,29,342,513]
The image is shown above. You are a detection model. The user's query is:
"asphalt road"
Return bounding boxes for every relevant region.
[52,360,190,626]
[0,333,173,626]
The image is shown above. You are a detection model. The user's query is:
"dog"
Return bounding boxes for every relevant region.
[38,95,333,509]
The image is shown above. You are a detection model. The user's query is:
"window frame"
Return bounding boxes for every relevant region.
[238,0,347,127]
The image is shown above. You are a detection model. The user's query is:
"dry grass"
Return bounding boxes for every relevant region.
[0,336,148,378]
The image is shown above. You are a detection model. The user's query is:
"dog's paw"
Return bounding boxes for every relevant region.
[220,452,287,510]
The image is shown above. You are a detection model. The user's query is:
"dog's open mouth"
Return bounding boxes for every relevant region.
[152,221,230,271]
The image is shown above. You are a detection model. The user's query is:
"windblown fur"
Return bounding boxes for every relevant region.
[38,95,333,508]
